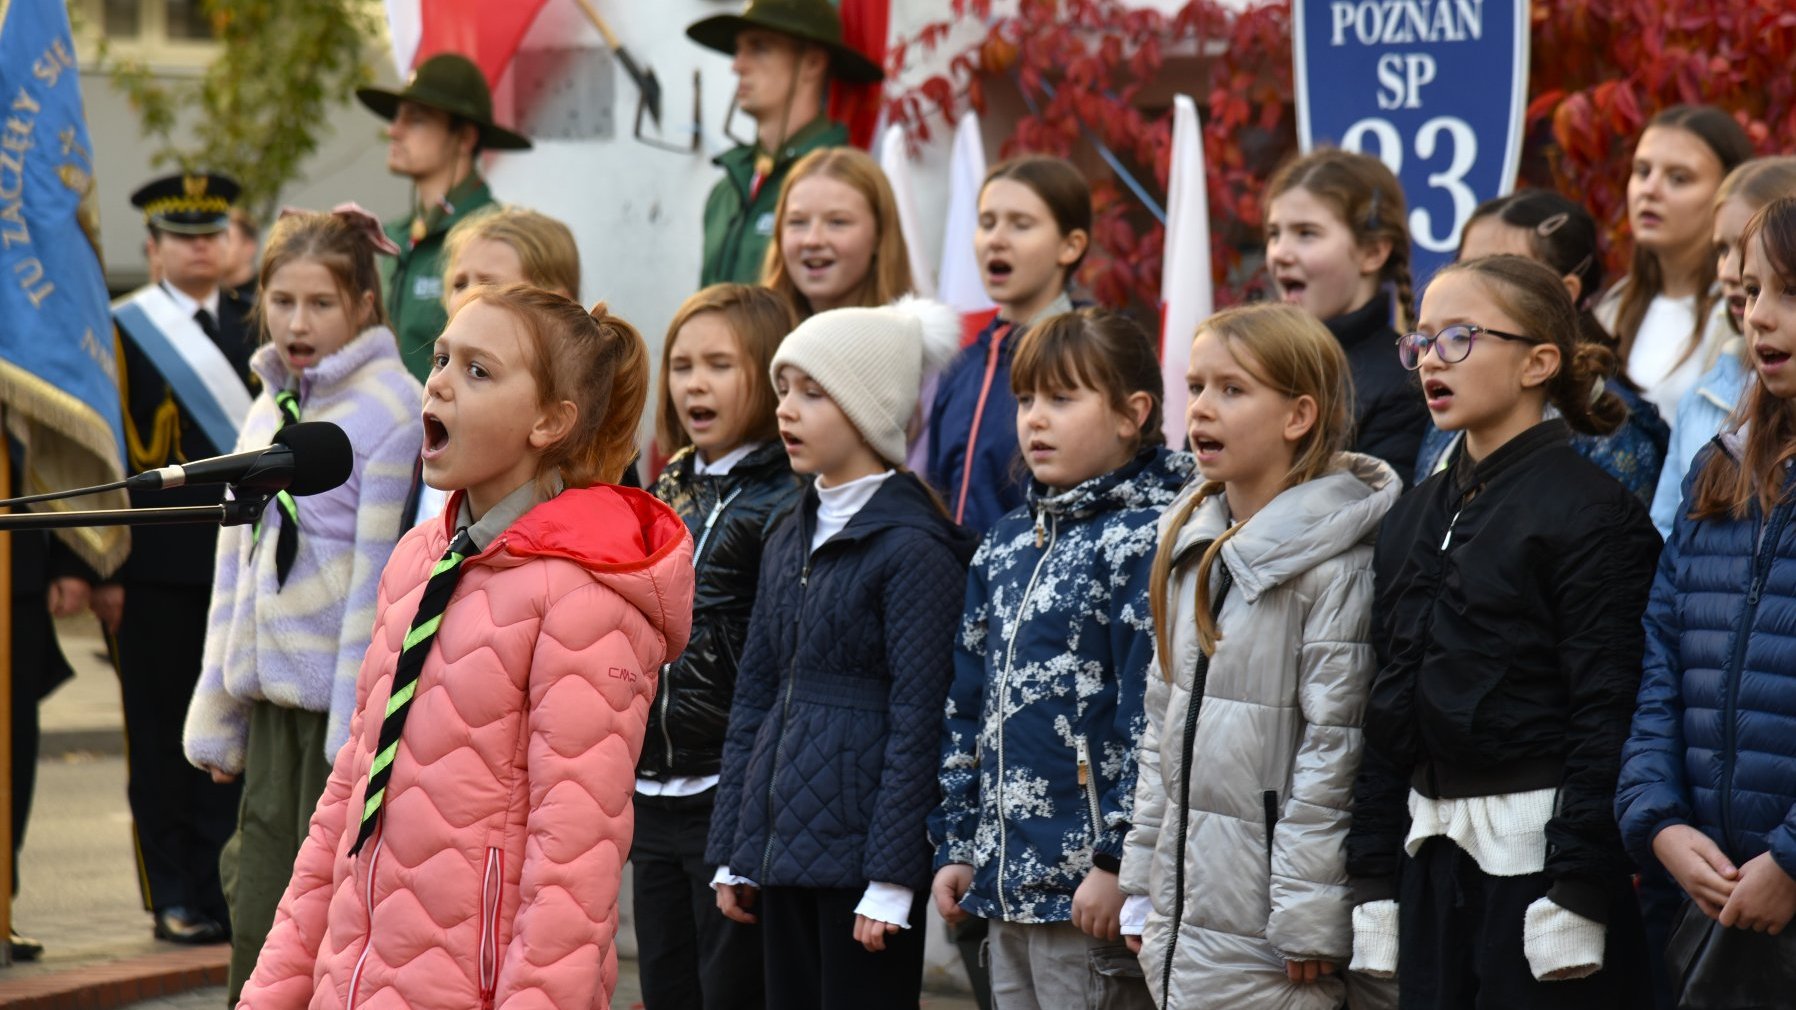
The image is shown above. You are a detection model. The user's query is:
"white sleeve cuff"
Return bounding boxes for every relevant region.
[1349,900,1399,978]
[854,881,915,929]
[1120,893,1153,936]
[1522,896,1605,981]
[710,865,756,890]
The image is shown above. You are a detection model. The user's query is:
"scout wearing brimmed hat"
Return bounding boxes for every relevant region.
[687,0,885,287]
[106,170,260,951]
[356,52,533,381]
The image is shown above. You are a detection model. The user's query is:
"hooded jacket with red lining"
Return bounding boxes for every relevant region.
[239,483,694,1010]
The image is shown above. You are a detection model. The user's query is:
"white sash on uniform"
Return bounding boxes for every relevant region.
[112,284,252,453]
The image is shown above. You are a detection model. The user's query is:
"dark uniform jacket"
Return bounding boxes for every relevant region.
[113,283,256,587]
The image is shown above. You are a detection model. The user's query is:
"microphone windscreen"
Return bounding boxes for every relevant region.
[274,422,354,496]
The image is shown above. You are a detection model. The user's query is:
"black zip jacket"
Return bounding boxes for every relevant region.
[640,443,803,781]
[1347,421,1662,921]
[1327,295,1429,486]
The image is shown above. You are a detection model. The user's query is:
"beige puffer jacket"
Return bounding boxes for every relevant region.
[1121,454,1399,1010]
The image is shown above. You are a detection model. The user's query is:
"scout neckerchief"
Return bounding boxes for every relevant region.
[348,526,475,855]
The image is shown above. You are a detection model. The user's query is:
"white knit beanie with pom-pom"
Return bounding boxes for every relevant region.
[769,296,961,465]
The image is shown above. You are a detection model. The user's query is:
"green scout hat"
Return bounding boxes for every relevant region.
[131,172,240,235]
[355,52,533,152]
[687,0,885,85]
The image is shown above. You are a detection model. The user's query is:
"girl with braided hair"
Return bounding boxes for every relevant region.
[1265,148,1429,484]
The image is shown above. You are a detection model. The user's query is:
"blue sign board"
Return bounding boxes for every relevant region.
[1293,0,1531,288]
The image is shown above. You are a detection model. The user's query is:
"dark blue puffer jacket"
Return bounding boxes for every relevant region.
[706,471,979,890]
[1618,442,1796,878]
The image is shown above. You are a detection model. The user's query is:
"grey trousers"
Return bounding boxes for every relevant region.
[988,920,1155,1010]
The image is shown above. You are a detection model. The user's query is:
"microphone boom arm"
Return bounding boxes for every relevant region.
[0,492,273,532]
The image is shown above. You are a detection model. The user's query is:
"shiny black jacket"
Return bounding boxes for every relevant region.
[1348,421,1662,921]
[640,443,803,780]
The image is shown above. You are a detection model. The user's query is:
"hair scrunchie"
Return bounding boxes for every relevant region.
[276,201,401,256]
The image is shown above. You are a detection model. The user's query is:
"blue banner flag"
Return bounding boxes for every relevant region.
[1293,0,1530,290]
[0,0,129,574]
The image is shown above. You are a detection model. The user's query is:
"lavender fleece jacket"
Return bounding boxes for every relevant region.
[184,326,423,774]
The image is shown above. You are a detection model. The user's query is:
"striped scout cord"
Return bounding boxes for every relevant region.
[254,389,305,588]
[348,526,475,856]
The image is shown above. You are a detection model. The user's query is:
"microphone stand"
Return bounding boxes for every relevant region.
[0,491,272,532]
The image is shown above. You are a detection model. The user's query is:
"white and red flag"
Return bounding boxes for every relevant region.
[1158,94,1213,447]
[878,125,937,297]
[384,0,550,84]
[937,109,997,345]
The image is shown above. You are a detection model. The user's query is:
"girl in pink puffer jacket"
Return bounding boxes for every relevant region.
[239,287,694,1010]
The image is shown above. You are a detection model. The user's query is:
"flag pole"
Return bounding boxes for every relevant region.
[0,438,15,968]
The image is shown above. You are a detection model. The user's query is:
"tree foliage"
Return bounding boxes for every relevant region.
[98,0,384,220]
[885,0,1794,313]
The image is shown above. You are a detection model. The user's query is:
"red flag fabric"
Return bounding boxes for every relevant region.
[828,0,889,149]
[408,0,552,88]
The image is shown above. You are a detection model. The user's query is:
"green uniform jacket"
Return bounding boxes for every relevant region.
[700,118,848,287]
[382,175,496,381]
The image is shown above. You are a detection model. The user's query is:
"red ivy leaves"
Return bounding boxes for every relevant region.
[885,0,1796,312]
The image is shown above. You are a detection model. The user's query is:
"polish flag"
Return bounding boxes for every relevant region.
[384,0,551,86]
[937,110,997,346]
[878,125,937,297]
[1159,94,1212,447]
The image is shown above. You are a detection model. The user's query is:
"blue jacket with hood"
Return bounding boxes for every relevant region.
[930,446,1192,922]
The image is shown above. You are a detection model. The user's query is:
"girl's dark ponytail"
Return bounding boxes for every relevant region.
[1550,342,1629,437]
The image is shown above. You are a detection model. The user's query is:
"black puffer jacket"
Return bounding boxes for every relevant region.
[1327,295,1429,485]
[1347,421,1662,921]
[641,443,803,781]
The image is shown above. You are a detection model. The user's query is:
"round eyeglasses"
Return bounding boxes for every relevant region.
[1397,324,1537,370]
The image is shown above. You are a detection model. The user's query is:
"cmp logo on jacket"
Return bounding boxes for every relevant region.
[933,446,1194,924]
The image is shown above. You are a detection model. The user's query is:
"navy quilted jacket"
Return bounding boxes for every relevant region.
[1618,443,1796,877]
[707,471,979,890]
[930,447,1191,923]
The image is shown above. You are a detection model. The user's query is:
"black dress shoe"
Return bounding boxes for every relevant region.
[8,930,43,961]
[153,906,227,945]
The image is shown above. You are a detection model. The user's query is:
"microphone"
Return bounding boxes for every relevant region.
[127,421,354,496]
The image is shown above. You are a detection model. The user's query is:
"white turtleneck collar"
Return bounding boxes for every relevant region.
[811,470,895,552]
[694,441,761,477]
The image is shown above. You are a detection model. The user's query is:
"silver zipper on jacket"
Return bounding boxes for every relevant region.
[996,508,1057,920]
[1439,504,1465,550]
[660,488,745,766]
[1076,734,1102,841]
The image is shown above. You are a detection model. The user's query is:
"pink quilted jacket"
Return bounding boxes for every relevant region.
[239,484,694,1010]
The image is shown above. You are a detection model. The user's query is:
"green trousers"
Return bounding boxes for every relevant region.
[220,702,332,1002]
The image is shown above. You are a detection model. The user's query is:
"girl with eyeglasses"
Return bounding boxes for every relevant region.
[1346,255,1662,1007]
[1417,190,1671,500]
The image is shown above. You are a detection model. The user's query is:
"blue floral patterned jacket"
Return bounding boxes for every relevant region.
[929,447,1192,923]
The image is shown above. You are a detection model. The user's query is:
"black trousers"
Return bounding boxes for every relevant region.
[1399,837,1652,1010]
[10,592,66,898]
[113,583,239,921]
[631,791,764,1010]
[760,885,927,1010]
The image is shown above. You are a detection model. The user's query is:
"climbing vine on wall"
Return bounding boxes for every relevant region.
[886,0,1793,312]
